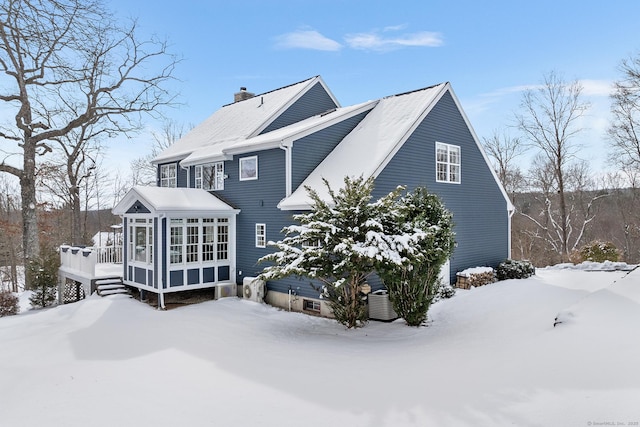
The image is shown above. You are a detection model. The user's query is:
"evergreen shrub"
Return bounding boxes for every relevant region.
[496,259,535,280]
[579,241,620,263]
[28,249,60,309]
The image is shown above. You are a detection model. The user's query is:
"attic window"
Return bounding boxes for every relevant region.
[436,142,461,184]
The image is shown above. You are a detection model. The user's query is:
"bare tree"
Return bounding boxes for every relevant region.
[0,176,21,292]
[608,54,640,170]
[482,130,527,199]
[0,0,178,284]
[129,119,186,186]
[516,71,591,260]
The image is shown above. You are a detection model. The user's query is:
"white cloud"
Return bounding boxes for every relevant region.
[345,30,443,52]
[579,79,613,97]
[273,30,342,51]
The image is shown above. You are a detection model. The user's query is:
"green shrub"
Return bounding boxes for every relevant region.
[28,250,60,309]
[0,291,19,317]
[496,259,535,280]
[579,241,620,263]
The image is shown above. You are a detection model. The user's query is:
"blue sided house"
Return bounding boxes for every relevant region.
[112,76,514,313]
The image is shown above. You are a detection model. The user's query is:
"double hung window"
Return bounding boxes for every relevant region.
[160,164,177,187]
[436,142,461,184]
[195,162,224,190]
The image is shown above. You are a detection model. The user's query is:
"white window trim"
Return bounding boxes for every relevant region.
[160,163,177,188]
[255,223,266,248]
[128,217,153,265]
[435,142,461,184]
[239,156,258,181]
[195,162,225,190]
[168,218,230,265]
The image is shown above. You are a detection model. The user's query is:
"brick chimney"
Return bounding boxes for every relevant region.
[234,87,255,103]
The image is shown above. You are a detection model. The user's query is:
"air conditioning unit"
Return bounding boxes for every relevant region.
[216,283,237,299]
[242,277,265,303]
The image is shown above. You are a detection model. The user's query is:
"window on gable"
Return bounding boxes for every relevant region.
[436,142,461,184]
[160,164,177,188]
[240,156,258,181]
[195,162,224,190]
[255,223,266,248]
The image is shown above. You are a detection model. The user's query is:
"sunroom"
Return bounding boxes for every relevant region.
[112,186,240,308]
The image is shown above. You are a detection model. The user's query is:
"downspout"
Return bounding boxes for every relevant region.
[180,162,190,187]
[279,140,293,197]
[158,213,166,310]
[507,206,515,260]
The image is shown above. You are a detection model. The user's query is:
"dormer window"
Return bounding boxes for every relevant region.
[195,162,224,190]
[160,164,177,188]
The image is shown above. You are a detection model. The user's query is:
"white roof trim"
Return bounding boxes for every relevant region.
[224,100,377,156]
[112,186,240,216]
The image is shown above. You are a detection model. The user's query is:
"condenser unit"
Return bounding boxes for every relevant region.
[242,277,265,303]
[216,283,237,299]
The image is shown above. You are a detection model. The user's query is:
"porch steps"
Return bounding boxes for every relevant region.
[95,278,129,297]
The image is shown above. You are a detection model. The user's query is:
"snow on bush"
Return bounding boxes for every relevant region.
[496,259,536,280]
[0,291,19,317]
[577,240,620,263]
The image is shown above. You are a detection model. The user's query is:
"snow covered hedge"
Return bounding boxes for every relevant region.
[495,259,535,280]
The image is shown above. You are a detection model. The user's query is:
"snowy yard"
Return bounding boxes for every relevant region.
[1,266,639,426]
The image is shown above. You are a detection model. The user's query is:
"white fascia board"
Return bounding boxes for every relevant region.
[223,100,377,157]
[151,154,187,165]
[179,153,232,168]
[162,209,241,217]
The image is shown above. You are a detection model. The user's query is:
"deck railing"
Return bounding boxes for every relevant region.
[60,245,123,276]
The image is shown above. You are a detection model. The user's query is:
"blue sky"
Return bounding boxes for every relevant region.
[106,0,640,175]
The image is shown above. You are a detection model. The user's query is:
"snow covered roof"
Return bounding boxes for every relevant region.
[180,100,377,166]
[112,186,240,216]
[278,83,449,210]
[153,76,334,165]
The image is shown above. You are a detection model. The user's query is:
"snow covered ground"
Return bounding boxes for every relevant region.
[1,266,639,426]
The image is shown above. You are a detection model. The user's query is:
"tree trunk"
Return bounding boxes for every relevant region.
[21,138,40,288]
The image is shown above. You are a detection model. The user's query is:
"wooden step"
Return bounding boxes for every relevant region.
[97,283,125,291]
[95,278,123,286]
[100,288,129,296]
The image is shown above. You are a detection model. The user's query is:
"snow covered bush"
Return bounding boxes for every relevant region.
[578,241,620,263]
[0,291,19,317]
[260,176,404,328]
[27,250,59,309]
[377,187,455,327]
[496,259,535,280]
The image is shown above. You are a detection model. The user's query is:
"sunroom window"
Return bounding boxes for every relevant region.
[169,218,230,264]
[129,218,153,264]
